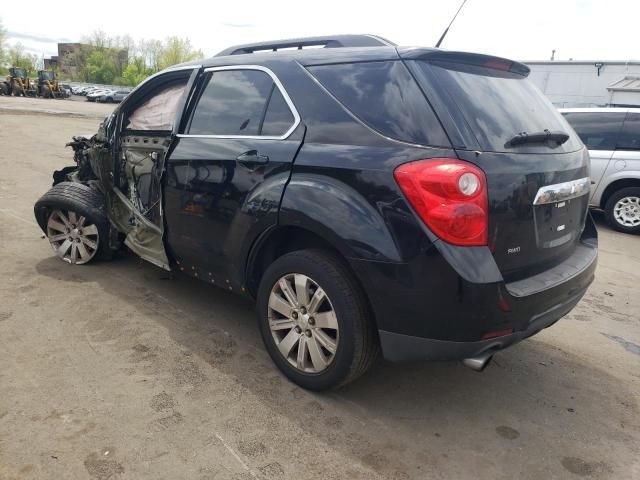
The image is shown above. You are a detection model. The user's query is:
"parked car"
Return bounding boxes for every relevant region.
[34,35,597,390]
[560,108,640,233]
[86,89,109,102]
[98,89,130,103]
[60,84,73,96]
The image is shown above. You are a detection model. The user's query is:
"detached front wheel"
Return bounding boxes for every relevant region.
[257,249,378,390]
[34,182,112,264]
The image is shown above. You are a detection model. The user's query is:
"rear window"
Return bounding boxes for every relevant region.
[617,113,640,150]
[561,112,625,150]
[188,69,295,137]
[307,61,450,147]
[414,61,580,153]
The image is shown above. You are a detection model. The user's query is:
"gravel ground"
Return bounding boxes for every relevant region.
[0,95,638,480]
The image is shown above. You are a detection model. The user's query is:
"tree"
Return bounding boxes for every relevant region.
[86,49,117,84]
[138,39,163,73]
[0,17,6,68]
[158,37,203,70]
[121,57,150,86]
[7,43,39,75]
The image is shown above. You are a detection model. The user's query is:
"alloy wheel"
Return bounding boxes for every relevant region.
[46,209,100,264]
[268,273,339,373]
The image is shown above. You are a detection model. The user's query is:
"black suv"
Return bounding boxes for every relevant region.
[34,35,598,390]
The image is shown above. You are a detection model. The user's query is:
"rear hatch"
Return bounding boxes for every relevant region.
[403,50,589,281]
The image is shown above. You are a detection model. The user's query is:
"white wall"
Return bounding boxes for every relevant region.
[526,62,640,107]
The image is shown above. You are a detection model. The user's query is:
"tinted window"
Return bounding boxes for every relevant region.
[415,61,580,153]
[189,70,295,137]
[617,113,640,150]
[308,61,450,147]
[261,87,295,136]
[562,112,625,150]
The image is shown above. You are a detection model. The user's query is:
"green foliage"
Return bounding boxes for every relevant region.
[6,43,39,76]
[158,37,204,70]
[86,49,117,84]
[0,18,6,67]
[0,23,206,86]
[121,57,150,86]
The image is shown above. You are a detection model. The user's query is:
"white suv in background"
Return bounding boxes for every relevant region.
[561,108,640,234]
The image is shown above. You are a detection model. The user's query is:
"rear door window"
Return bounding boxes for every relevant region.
[188,69,296,137]
[307,61,450,147]
[616,113,640,150]
[413,60,581,153]
[562,112,626,150]
[261,88,295,136]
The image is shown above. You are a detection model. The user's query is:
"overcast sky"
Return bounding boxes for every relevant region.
[2,0,638,61]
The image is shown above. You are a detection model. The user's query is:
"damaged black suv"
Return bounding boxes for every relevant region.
[34,35,597,390]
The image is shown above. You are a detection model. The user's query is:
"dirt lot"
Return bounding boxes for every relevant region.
[0,95,638,480]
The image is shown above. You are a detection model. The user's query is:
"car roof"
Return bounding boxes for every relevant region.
[559,107,640,114]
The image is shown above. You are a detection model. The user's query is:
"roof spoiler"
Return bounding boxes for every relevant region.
[399,48,530,77]
[216,34,395,57]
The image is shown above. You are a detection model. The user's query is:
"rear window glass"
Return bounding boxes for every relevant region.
[415,61,579,152]
[307,61,450,147]
[189,70,273,136]
[561,112,625,150]
[617,113,640,150]
[188,69,295,137]
[262,88,295,136]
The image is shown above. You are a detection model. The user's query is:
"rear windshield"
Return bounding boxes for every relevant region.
[414,61,580,153]
[307,61,450,147]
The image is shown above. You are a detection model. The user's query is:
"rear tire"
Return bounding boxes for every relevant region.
[257,249,378,390]
[604,187,640,234]
[11,81,23,96]
[41,86,52,99]
[34,182,112,264]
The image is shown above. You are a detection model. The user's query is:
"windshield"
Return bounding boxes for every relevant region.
[40,71,55,81]
[414,60,581,153]
[11,68,27,78]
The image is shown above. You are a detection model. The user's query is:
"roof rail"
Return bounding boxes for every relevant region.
[215,34,395,57]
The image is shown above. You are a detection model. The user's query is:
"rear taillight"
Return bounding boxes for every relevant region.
[394,158,488,246]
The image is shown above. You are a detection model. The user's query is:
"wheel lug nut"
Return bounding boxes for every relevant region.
[308,317,315,326]
[305,330,312,337]
[295,326,301,334]
[292,312,298,319]
[300,307,307,315]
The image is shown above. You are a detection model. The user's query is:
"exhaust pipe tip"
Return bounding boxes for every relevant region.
[462,352,494,372]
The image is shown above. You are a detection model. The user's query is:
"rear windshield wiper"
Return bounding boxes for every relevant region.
[505,129,569,148]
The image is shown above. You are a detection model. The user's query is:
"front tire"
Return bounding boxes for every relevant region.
[605,187,640,234]
[257,249,378,390]
[34,182,112,264]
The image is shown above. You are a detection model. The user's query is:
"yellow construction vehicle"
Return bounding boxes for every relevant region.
[0,67,37,96]
[37,70,67,99]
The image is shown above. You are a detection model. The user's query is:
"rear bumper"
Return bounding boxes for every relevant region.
[350,215,598,363]
[379,282,587,362]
